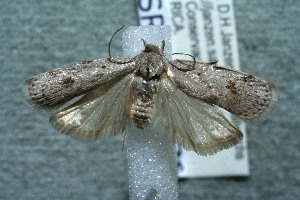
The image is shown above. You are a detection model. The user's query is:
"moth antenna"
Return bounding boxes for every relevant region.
[171,53,196,71]
[109,25,125,58]
[141,38,147,46]
[161,40,165,52]
[207,60,218,64]
[108,25,136,64]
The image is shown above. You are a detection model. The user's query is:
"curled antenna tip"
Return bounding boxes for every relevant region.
[141,39,147,46]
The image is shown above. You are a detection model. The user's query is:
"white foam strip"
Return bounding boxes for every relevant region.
[123,26,178,200]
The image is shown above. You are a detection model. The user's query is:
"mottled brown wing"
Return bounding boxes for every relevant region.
[168,60,276,122]
[24,57,135,109]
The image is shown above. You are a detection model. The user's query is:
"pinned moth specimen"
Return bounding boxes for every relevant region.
[24,33,275,156]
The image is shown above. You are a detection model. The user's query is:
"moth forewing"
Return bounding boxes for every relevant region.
[24,57,135,110]
[167,60,275,122]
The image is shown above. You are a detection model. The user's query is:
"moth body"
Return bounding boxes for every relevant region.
[131,43,166,129]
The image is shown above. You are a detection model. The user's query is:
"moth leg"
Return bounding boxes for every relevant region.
[121,130,126,150]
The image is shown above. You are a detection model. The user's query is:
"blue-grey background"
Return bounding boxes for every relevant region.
[0,1,299,199]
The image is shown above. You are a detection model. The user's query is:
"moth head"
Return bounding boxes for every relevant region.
[142,39,165,55]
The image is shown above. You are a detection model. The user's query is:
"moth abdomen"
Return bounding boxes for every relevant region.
[131,76,158,129]
[131,98,155,129]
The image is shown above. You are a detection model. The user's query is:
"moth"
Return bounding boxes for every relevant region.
[24,34,275,156]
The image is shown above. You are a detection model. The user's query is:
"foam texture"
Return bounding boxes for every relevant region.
[123,26,178,200]
[123,26,172,58]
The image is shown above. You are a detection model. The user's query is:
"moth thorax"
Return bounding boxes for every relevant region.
[131,77,158,129]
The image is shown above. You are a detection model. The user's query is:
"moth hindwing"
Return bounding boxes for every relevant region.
[25,40,275,156]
